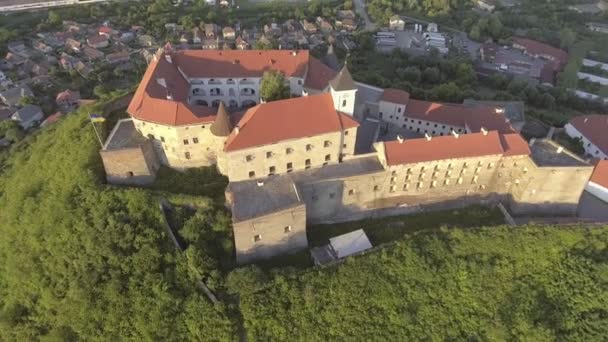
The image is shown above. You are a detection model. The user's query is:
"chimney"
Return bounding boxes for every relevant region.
[481,127,488,135]
[529,138,536,146]
[425,133,432,141]
[164,54,172,64]
[235,126,240,134]
[291,50,297,56]
[557,146,564,154]
[156,78,167,88]
[397,135,404,144]
[451,130,459,138]
[166,92,173,101]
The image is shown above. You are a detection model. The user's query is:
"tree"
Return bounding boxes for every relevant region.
[260,71,290,102]
[47,10,62,27]
[422,67,441,84]
[559,28,576,50]
[0,121,23,142]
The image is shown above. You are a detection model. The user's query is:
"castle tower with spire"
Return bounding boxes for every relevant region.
[328,64,358,117]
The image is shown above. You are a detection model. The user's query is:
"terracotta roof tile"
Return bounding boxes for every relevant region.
[383,131,504,165]
[590,160,608,189]
[381,88,410,105]
[500,133,531,156]
[224,94,358,151]
[569,115,608,155]
[512,37,569,70]
[305,56,337,90]
[405,99,516,133]
[127,52,216,126]
[175,50,309,78]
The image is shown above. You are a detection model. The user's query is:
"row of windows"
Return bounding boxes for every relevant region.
[245,140,348,162]
[390,161,496,176]
[249,156,333,178]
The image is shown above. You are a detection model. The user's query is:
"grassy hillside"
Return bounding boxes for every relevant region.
[0,105,236,340]
[235,226,608,340]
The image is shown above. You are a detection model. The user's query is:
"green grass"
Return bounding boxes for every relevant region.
[308,205,504,247]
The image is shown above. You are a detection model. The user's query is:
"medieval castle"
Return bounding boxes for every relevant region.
[101,47,595,263]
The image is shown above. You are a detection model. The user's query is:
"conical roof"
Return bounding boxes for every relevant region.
[210,102,232,137]
[329,64,357,91]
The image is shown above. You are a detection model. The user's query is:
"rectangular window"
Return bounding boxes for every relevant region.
[253,234,262,242]
[390,185,397,192]
[269,166,275,175]
[342,99,347,107]
[431,180,437,188]
[419,173,425,180]
[324,140,332,147]
[192,137,199,144]
[266,151,273,158]
[390,177,396,183]
[488,162,494,169]
[246,155,254,162]
[329,192,335,199]
[403,183,410,191]
[344,130,349,136]
[348,189,355,195]
[342,144,347,148]
[444,179,450,186]
[183,139,189,145]
[286,162,293,172]
[325,154,331,161]
[472,175,478,184]
[457,177,463,184]
[373,185,379,191]
[248,171,255,178]
[417,182,424,189]
[305,159,311,169]
[286,147,293,154]
[184,152,191,160]
[160,136,165,142]
[284,226,292,233]
[306,144,313,151]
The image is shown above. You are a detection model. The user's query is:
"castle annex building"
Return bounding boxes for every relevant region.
[101,48,597,264]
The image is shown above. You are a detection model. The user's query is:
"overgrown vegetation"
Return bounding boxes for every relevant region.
[234,225,608,340]
[0,101,236,340]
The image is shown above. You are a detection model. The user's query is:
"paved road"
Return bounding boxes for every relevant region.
[352,0,376,31]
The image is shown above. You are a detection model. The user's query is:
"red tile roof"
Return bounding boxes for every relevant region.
[127,49,331,126]
[512,38,569,70]
[500,133,531,156]
[569,115,608,155]
[305,56,337,90]
[127,51,217,126]
[224,93,359,151]
[381,88,410,105]
[383,131,505,165]
[405,99,516,133]
[175,50,310,78]
[590,160,608,189]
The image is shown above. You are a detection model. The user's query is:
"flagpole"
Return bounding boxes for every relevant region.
[88,112,104,147]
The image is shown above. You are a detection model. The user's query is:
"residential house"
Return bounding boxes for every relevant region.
[235,36,249,50]
[316,17,333,33]
[87,35,110,49]
[389,15,405,31]
[4,53,25,69]
[98,26,114,37]
[337,18,357,31]
[120,32,135,43]
[82,46,105,61]
[33,40,53,54]
[0,71,13,89]
[24,60,49,77]
[476,0,496,12]
[56,89,81,109]
[512,37,569,71]
[0,85,33,107]
[204,23,217,38]
[0,106,13,122]
[40,111,64,127]
[75,61,92,77]
[180,32,192,44]
[587,22,608,34]
[337,10,355,20]
[302,20,317,33]
[65,38,82,53]
[11,105,43,129]
[106,51,130,64]
[193,27,203,44]
[223,26,236,40]
[7,41,26,56]
[59,53,79,71]
[202,38,219,50]
[283,19,299,32]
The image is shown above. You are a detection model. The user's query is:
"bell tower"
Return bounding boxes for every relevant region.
[328,64,358,116]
